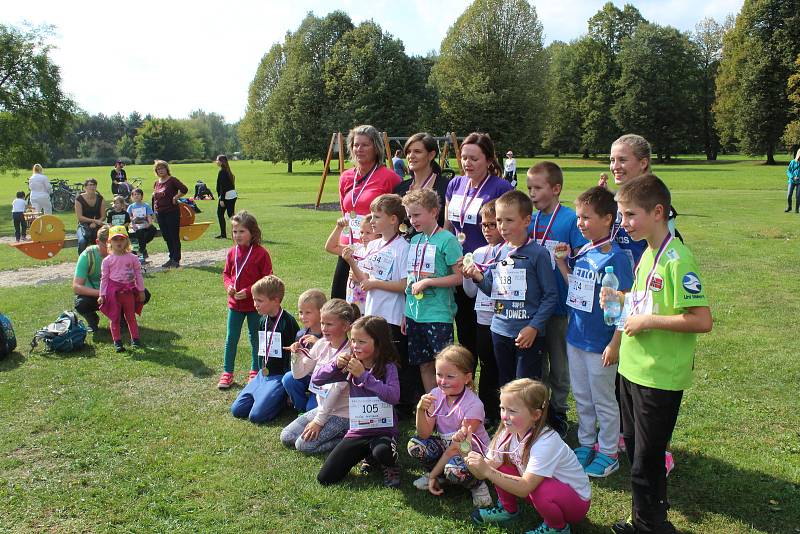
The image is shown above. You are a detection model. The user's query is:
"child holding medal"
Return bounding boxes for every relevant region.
[461,199,506,423]
[314,315,401,487]
[218,211,274,389]
[466,379,591,534]
[230,275,299,424]
[407,345,493,506]
[401,189,463,393]
[553,187,633,478]
[326,214,378,313]
[281,288,327,414]
[604,175,711,534]
[281,299,359,454]
[463,190,558,387]
[526,161,587,437]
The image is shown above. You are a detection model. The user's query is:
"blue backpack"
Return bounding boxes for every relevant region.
[0,313,16,357]
[31,311,87,353]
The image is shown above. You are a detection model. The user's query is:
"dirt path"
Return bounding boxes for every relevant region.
[0,249,228,288]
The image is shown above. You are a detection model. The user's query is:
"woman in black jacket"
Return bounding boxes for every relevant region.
[215,154,236,238]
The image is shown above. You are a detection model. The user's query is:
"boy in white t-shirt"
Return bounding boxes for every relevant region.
[11,191,28,242]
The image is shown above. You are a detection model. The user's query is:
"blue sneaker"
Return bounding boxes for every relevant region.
[585,451,619,478]
[470,501,519,525]
[573,446,595,468]
[526,521,571,533]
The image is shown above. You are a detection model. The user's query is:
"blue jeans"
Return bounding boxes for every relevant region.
[231,372,286,423]
[492,331,547,387]
[788,181,800,210]
[282,371,317,413]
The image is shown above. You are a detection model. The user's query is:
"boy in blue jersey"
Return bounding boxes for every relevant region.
[464,190,557,387]
[526,161,587,436]
[554,187,634,479]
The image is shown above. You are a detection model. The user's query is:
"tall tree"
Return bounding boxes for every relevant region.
[0,23,74,170]
[715,0,800,164]
[134,118,202,163]
[239,43,285,162]
[430,0,547,153]
[613,24,701,161]
[691,17,729,160]
[784,54,800,151]
[587,2,646,54]
[541,41,584,156]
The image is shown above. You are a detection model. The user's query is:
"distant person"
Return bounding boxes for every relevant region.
[786,148,800,213]
[110,160,128,196]
[332,124,401,299]
[28,163,52,214]
[151,160,188,268]
[392,149,407,178]
[215,155,236,238]
[75,178,107,255]
[127,188,156,261]
[503,150,517,187]
[11,191,28,242]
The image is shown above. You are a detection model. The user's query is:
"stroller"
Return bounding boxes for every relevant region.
[194,180,215,200]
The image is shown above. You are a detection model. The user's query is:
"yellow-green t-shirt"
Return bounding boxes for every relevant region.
[619,239,708,391]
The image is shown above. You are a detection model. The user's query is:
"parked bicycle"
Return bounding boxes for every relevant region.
[51,179,85,212]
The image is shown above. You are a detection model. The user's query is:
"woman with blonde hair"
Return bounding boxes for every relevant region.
[28,163,53,214]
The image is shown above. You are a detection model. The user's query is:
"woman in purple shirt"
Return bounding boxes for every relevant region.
[444,132,513,360]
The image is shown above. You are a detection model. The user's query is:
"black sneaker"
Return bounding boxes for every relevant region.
[214,235,227,239]
[114,340,125,353]
[382,466,400,488]
[131,339,142,348]
[86,320,100,333]
[161,260,174,268]
[611,516,635,534]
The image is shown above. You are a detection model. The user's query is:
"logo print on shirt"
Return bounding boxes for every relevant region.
[649,273,664,292]
[682,272,702,294]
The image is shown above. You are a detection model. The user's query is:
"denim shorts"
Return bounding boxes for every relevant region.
[406,318,453,365]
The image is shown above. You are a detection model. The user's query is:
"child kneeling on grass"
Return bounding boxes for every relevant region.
[230,275,299,424]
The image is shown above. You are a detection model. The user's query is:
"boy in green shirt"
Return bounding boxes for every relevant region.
[607,174,712,534]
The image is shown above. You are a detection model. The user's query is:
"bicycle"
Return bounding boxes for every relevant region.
[50,179,84,212]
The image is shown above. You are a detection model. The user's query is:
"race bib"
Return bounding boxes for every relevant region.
[258,331,282,358]
[474,289,494,313]
[447,194,481,226]
[348,214,364,240]
[407,244,437,278]
[618,291,654,331]
[491,266,527,300]
[566,274,595,313]
[131,207,146,220]
[309,381,332,399]
[349,396,393,430]
[368,250,395,281]
[542,239,559,269]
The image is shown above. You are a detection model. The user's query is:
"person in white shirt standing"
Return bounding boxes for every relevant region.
[11,191,28,242]
[504,151,518,188]
[28,163,53,214]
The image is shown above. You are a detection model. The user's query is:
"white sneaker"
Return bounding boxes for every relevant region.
[413,473,430,490]
[471,482,493,507]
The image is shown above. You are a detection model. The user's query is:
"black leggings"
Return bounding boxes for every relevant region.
[217,198,236,236]
[317,435,397,485]
[156,209,181,263]
[331,256,350,299]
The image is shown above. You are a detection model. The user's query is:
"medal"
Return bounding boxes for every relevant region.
[414,292,424,300]
[555,249,566,259]
[459,440,472,455]
[349,210,357,219]
[457,232,466,244]
[342,226,351,236]
[462,252,474,269]
[261,368,269,376]
[504,257,514,267]
[399,223,408,234]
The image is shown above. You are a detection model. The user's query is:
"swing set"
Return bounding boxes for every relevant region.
[314,132,464,209]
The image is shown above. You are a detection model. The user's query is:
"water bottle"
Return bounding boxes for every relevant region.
[601,266,621,326]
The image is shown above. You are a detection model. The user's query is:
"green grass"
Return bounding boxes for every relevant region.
[0,157,799,533]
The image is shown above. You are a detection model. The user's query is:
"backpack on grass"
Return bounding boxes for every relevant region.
[31,311,87,353]
[0,313,17,357]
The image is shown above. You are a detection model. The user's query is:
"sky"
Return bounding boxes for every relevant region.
[3,0,743,123]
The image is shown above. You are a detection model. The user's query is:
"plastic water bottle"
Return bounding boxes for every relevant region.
[601,266,621,326]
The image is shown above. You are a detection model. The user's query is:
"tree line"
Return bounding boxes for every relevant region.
[2,0,799,172]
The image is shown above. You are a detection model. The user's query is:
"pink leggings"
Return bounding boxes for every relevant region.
[496,464,590,529]
[110,291,139,342]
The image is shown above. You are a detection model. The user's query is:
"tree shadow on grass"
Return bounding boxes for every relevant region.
[0,350,26,372]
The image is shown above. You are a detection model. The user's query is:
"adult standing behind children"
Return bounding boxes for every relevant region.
[215,154,237,238]
[331,125,401,300]
[785,148,800,212]
[151,160,188,269]
[72,224,151,332]
[527,162,588,437]
[28,164,52,215]
[394,133,451,233]
[110,160,127,196]
[444,132,513,359]
[75,179,107,255]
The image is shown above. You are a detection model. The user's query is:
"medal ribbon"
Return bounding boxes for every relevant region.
[263,308,284,368]
[503,237,533,264]
[348,164,378,214]
[412,172,436,191]
[568,234,613,261]
[469,427,533,458]
[470,241,508,272]
[532,203,561,245]
[233,245,254,290]
[426,387,467,419]
[630,233,673,315]
[352,233,400,261]
[457,174,490,233]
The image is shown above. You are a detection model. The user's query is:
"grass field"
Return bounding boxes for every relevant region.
[0,157,798,533]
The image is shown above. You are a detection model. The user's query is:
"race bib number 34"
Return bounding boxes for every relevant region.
[349,396,393,430]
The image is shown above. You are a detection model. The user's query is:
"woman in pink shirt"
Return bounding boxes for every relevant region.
[332,125,401,299]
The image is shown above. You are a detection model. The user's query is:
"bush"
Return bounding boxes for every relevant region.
[55,157,132,168]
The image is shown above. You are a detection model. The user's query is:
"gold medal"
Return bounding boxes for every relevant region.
[342,226,350,236]
[457,232,467,244]
[399,223,408,234]
[414,292,424,300]
[349,210,357,219]
[462,252,474,269]
[555,250,566,259]
[459,440,472,455]
[262,368,269,376]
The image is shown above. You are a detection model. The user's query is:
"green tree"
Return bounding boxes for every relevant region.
[134,118,202,163]
[430,0,547,153]
[715,0,800,164]
[613,24,701,161]
[240,43,285,162]
[541,41,584,155]
[691,17,729,160]
[188,109,230,158]
[0,23,74,169]
[785,54,800,150]
[116,134,136,160]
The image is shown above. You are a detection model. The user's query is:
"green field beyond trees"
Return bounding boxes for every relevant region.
[0,158,798,533]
